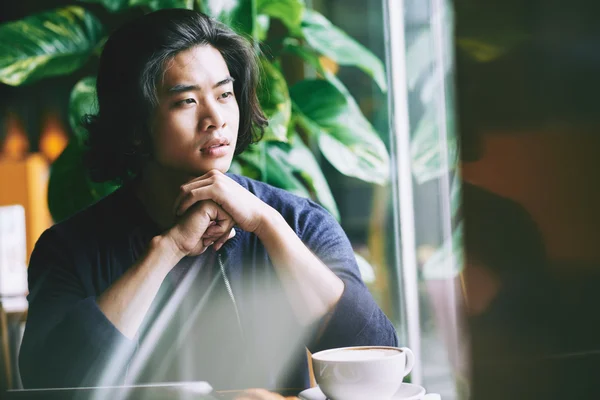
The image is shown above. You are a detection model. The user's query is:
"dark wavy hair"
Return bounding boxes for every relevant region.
[84,9,267,183]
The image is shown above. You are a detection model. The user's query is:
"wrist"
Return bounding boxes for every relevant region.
[254,206,287,241]
[153,232,187,264]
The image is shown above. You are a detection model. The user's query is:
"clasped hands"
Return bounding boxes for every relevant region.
[165,170,270,257]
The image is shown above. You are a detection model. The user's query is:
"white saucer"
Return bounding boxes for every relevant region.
[298,383,426,400]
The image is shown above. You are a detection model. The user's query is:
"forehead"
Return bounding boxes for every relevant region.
[160,45,231,88]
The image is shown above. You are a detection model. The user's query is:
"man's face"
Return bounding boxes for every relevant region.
[150,45,240,179]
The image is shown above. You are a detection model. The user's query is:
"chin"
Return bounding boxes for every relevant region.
[193,162,232,176]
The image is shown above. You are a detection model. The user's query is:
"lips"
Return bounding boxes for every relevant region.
[200,137,229,152]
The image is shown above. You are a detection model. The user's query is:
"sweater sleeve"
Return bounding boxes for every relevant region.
[297,200,398,353]
[19,228,137,388]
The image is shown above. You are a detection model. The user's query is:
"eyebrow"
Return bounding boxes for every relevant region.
[166,76,235,94]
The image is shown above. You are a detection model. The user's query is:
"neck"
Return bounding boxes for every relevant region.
[134,163,191,231]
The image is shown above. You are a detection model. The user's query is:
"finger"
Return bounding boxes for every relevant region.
[174,180,215,216]
[181,169,222,187]
[202,226,228,240]
[179,186,225,216]
[201,224,234,250]
[205,215,236,248]
[213,228,236,252]
[174,170,225,215]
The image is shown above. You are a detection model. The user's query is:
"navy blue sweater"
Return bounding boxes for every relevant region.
[19,174,397,390]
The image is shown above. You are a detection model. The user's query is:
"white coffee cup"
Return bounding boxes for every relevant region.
[311,346,415,400]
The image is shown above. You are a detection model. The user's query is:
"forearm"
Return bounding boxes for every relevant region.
[256,208,345,326]
[97,234,183,338]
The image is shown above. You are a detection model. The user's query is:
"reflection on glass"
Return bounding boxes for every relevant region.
[397,0,465,398]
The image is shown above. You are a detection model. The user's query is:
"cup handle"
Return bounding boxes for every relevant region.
[400,347,415,377]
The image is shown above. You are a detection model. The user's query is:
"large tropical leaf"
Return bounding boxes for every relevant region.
[257,0,304,30]
[300,10,387,92]
[48,142,119,223]
[78,0,129,12]
[256,15,270,41]
[283,39,328,77]
[229,158,261,180]
[237,138,339,219]
[79,0,193,11]
[198,0,254,36]
[129,0,194,11]
[257,58,290,142]
[0,6,104,86]
[291,79,389,185]
[405,28,434,92]
[69,76,97,146]
[271,133,339,220]
[405,4,459,184]
[410,106,459,184]
[238,142,306,196]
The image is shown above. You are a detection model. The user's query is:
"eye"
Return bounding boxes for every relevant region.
[175,98,196,107]
[219,91,233,100]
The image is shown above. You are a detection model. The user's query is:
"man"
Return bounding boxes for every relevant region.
[19,8,397,392]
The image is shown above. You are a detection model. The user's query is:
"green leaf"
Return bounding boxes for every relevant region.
[283,39,327,77]
[258,58,290,142]
[280,45,391,184]
[410,106,459,184]
[421,221,464,280]
[277,133,339,220]
[405,6,454,92]
[80,0,194,11]
[257,0,304,30]
[0,6,104,86]
[256,15,270,41]
[405,28,433,91]
[69,77,97,146]
[78,0,129,12]
[238,142,307,195]
[48,142,119,223]
[229,158,262,180]
[291,79,389,184]
[129,0,194,11]
[198,0,254,36]
[300,10,387,92]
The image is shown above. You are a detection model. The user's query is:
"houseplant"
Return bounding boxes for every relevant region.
[0,0,390,225]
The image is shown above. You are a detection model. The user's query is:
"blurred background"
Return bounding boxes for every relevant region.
[1,0,600,399]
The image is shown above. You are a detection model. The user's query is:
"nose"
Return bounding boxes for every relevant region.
[199,99,226,132]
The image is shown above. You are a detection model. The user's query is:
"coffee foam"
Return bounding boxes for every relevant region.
[316,348,401,362]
